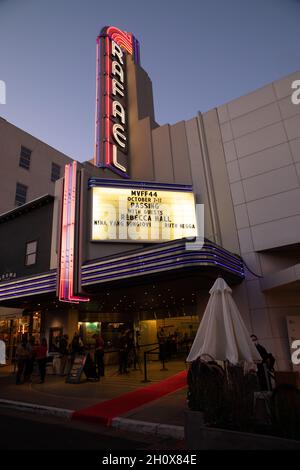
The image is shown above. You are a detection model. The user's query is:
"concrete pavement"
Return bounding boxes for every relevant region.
[0,360,188,439]
[0,407,184,450]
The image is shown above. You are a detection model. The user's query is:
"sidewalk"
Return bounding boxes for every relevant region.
[0,361,188,439]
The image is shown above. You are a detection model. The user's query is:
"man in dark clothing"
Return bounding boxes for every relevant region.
[157,328,167,362]
[36,338,48,384]
[24,336,36,382]
[118,331,129,374]
[71,332,83,355]
[251,334,275,390]
[15,341,29,384]
[58,334,69,376]
[93,333,105,378]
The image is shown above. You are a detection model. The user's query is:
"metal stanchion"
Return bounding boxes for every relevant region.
[141,350,150,383]
[140,346,169,382]
[160,353,168,371]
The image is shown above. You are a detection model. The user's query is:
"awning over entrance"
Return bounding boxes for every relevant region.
[0,239,244,304]
[81,238,244,289]
[0,271,56,303]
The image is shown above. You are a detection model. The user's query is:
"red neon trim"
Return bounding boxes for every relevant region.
[64,163,71,300]
[105,36,111,165]
[59,163,69,299]
[68,161,76,297]
[94,40,100,166]
[59,162,89,303]
[106,26,133,55]
[96,26,135,172]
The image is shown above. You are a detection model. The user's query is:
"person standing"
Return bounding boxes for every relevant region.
[0,335,6,366]
[118,330,129,375]
[15,340,29,384]
[251,334,275,390]
[24,336,36,382]
[58,334,69,376]
[157,327,167,362]
[36,338,48,384]
[71,331,84,355]
[93,333,105,378]
[127,330,138,370]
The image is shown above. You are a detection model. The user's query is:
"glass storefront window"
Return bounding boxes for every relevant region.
[78,322,101,346]
[0,311,42,362]
[77,321,131,350]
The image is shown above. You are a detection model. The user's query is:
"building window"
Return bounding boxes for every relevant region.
[19,146,32,170]
[15,182,27,206]
[25,241,38,266]
[51,163,61,182]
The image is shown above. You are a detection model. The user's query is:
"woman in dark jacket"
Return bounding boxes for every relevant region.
[36,338,48,384]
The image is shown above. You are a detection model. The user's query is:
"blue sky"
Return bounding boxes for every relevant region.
[0,0,299,161]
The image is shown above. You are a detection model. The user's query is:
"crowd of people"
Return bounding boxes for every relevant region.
[15,335,48,384]
[12,326,192,384]
[13,327,141,384]
[117,328,138,375]
[157,327,192,361]
[10,329,273,385]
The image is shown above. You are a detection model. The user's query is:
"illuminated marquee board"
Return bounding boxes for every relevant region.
[92,186,198,243]
[94,26,140,177]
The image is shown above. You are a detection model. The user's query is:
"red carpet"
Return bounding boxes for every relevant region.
[72,370,187,426]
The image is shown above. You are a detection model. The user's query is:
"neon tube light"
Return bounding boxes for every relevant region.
[58,162,89,303]
[94,26,140,173]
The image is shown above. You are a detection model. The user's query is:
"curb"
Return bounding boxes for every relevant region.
[0,399,184,439]
[0,399,73,418]
[112,417,184,440]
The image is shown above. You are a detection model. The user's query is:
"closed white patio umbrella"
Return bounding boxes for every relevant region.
[187,277,261,364]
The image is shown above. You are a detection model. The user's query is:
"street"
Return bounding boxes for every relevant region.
[0,407,184,451]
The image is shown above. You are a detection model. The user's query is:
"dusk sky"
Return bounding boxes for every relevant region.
[0,0,299,162]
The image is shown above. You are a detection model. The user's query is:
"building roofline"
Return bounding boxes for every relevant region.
[214,69,300,112]
[0,194,54,223]
[0,116,75,161]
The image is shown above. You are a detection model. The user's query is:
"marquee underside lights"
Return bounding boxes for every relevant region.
[0,272,56,301]
[82,239,245,285]
[94,26,140,177]
[0,240,244,301]
[58,162,89,303]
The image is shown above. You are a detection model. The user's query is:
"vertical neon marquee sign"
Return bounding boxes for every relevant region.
[58,162,89,303]
[94,26,140,177]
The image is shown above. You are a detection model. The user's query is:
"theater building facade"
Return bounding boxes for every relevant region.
[0,26,300,371]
